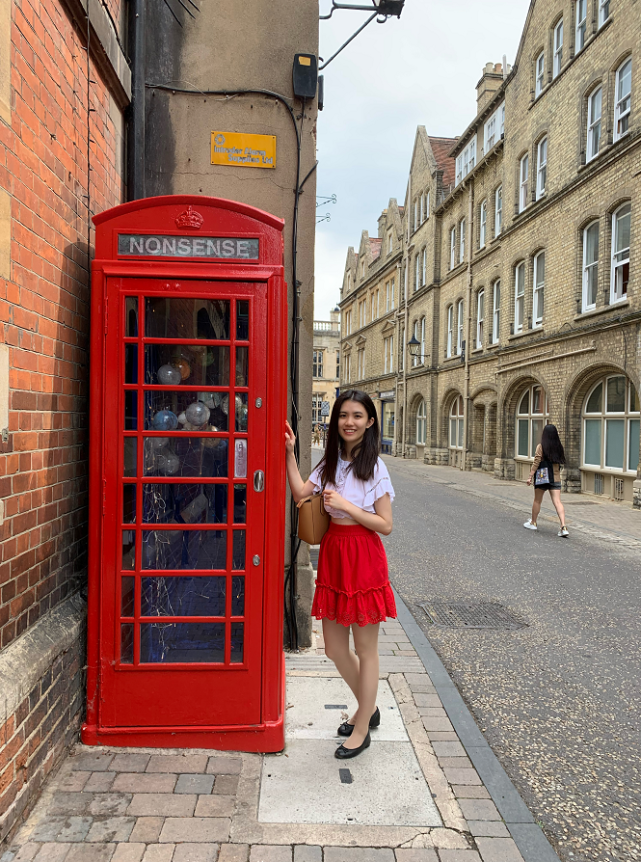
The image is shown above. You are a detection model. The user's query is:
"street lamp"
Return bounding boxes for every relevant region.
[319,0,406,69]
[407,334,421,358]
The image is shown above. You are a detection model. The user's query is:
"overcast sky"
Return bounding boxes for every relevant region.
[314,0,532,319]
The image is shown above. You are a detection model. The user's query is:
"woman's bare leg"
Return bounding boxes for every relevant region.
[322,618,360,702]
[341,622,380,749]
[549,489,566,527]
[531,488,545,524]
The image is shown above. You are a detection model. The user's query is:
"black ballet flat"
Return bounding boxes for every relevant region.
[335,731,371,759]
[337,706,380,737]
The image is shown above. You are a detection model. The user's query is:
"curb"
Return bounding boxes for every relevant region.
[393,587,562,862]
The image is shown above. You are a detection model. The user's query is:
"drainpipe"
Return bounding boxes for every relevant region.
[462,179,474,470]
[127,0,146,200]
[401,177,410,457]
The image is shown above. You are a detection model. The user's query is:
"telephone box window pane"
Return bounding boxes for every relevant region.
[140,622,225,663]
[236,346,249,387]
[143,484,228,524]
[143,438,228,478]
[145,345,230,387]
[235,393,248,432]
[124,438,137,477]
[232,530,246,570]
[121,577,135,616]
[122,531,136,570]
[237,301,249,340]
[584,419,602,466]
[123,485,137,523]
[605,419,624,469]
[141,576,226,617]
[125,345,138,384]
[232,576,245,616]
[142,530,227,570]
[231,623,244,663]
[629,420,640,471]
[233,485,246,523]
[125,297,138,337]
[145,392,228,432]
[145,298,230,340]
[121,624,134,664]
[125,391,138,431]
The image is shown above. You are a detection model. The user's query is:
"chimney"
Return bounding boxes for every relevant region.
[330,308,340,326]
[477,62,504,114]
[377,209,388,239]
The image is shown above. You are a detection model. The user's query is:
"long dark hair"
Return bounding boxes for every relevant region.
[541,423,566,464]
[317,390,380,485]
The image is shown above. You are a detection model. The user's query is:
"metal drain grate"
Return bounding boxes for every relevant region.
[420,601,527,630]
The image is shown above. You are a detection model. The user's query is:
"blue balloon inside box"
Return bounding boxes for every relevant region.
[152,410,179,431]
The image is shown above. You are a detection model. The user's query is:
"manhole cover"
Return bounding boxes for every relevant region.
[419,601,527,630]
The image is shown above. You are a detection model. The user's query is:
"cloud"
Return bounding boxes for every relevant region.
[314,0,531,319]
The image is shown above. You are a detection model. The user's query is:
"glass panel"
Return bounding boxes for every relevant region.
[125,345,138,384]
[518,390,529,415]
[614,205,631,253]
[630,386,640,413]
[457,419,464,448]
[125,391,138,431]
[629,420,640,471]
[232,576,245,616]
[236,347,249,387]
[532,386,542,414]
[141,529,227,570]
[237,300,249,340]
[233,485,246,523]
[145,298,230,340]
[605,419,625,469]
[120,624,134,664]
[142,483,228,524]
[531,419,544,456]
[140,622,225,663]
[232,530,246,570]
[584,419,602,466]
[586,382,603,413]
[143,437,228,478]
[125,297,138,337]
[123,485,137,523]
[606,376,626,412]
[141,576,226,617]
[145,391,228,432]
[234,439,247,478]
[145,345,230,387]
[124,438,137,477]
[235,393,248,432]
[121,577,135,617]
[450,419,456,448]
[231,622,244,663]
[122,531,136,570]
[517,418,529,457]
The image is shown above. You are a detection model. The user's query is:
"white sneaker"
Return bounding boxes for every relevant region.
[523,519,538,531]
[558,527,569,538]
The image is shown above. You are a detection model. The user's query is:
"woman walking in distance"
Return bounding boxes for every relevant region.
[524,423,569,537]
[285,390,396,759]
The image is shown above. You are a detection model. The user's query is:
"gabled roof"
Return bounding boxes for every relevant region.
[428,136,457,189]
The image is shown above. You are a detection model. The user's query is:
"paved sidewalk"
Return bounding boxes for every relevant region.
[0,594,560,862]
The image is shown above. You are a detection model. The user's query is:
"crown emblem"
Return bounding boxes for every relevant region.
[175,206,204,230]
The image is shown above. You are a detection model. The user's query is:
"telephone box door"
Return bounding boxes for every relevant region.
[100,277,267,729]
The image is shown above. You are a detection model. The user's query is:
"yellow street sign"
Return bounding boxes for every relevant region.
[211,132,276,169]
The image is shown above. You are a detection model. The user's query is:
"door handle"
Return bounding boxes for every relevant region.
[253,470,265,492]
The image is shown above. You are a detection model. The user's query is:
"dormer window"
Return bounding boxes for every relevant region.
[456,139,476,186]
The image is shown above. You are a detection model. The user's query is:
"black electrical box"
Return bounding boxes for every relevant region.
[293,54,318,99]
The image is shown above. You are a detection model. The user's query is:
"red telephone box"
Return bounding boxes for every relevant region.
[82,196,287,752]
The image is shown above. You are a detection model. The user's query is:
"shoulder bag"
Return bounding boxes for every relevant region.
[297,492,330,545]
[534,459,554,486]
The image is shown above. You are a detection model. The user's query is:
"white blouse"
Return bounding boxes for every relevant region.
[308,456,395,520]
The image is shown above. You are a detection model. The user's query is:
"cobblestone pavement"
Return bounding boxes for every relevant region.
[0,610,550,862]
[382,456,641,862]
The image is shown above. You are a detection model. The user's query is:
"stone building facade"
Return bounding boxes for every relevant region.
[340,0,641,508]
[312,308,340,428]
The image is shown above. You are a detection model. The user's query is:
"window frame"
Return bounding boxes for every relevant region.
[514,261,525,332]
[416,399,427,446]
[450,226,456,270]
[533,251,545,327]
[492,279,500,345]
[516,384,549,461]
[535,51,545,97]
[312,349,324,378]
[576,0,587,52]
[614,58,632,142]
[582,220,600,312]
[582,375,640,474]
[420,315,426,364]
[387,230,394,255]
[476,289,484,349]
[598,0,610,27]
[459,218,466,264]
[446,305,453,358]
[495,186,503,236]
[415,254,421,292]
[536,137,547,200]
[586,86,602,162]
[456,299,464,356]
[553,18,563,78]
[610,202,631,304]
[449,396,465,450]
[479,199,487,248]
[383,335,394,374]
[422,246,427,287]
[519,154,529,213]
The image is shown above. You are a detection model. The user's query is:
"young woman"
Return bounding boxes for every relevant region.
[524,423,569,537]
[285,390,396,760]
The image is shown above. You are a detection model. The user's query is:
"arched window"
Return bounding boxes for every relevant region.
[479,200,487,248]
[416,399,427,445]
[449,396,464,450]
[582,221,599,311]
[535,50,545,97]
[492,279,501,344]
[611,202,631,303]
[587,86,603,162]
[412,320,420,368]
[446,305,453,357]
[420,316,426,363]
[614,58,632,141]
[476,290,484,348]
[457,299,464,355]
[583,376,640,472]
[422,247,427,286]
[516,384,549,459]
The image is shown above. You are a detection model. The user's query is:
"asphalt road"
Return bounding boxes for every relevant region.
[380,456,641,862]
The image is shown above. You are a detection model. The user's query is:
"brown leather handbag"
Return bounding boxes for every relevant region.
[297,493,330,545]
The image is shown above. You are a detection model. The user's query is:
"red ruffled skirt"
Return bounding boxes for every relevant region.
[311,523,397,627]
